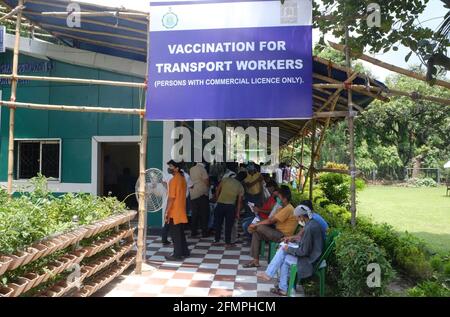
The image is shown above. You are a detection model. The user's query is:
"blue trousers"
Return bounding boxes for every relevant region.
[265,246,297,292]
[242,216,255,239]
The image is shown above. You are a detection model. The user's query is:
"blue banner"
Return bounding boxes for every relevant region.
[146,0,312,121]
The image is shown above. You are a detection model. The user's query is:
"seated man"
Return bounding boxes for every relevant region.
[243,185,297,268]
[256,204,324,296]
[283,200,329,242]
[241,180,279,242]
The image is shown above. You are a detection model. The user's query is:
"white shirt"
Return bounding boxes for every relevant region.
[275,168,283,184]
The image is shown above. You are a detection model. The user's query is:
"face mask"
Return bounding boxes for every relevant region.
[298,220,306,227]
[167,168,174,175]
[276,197,282,205]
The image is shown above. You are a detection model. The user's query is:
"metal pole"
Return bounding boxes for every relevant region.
[345,27,357,227]
[6,0,24,197]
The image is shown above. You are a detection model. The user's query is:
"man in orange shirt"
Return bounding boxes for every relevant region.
[165,160,189,261]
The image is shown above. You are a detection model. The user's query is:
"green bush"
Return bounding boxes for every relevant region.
[430,255,444,272]
[356,217,433,280]
[317,172,365,207]
[443,262,450,277]
[317,173,350,206]
[407,281,450,297]
[407,177,437,188]
[334,230,394,296]
[0,176,127,255]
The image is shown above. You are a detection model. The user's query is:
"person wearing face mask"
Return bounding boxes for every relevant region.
[241,180,279,244]
[256,204,325,296]
[164,160,190,261]
[283,201,329,242]
[243,185,297,268]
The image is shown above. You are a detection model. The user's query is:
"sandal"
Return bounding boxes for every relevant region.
[270,287,287,296]
[243,261,260,268]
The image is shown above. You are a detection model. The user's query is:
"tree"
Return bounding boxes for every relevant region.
[312,0,449,84]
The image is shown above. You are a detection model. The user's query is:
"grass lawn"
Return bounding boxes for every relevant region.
[358,185,450,254]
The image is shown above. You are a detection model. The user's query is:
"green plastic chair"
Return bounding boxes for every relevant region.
[286,229,340,297]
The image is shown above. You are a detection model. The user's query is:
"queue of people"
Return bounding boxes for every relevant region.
[161,160,327,296]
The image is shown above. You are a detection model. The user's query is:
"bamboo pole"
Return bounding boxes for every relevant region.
[344,28,357,228]
[41,11,149,18]
[298,132,305,192]
[136,118,148,274]
[328,41,450,90]
[6,0,23,197]
[308,119,317,201]
[0,101,145,115]
[314,83,449,106]
[0,5,24,22]
[135,13,150,275]
[0,74,146,89]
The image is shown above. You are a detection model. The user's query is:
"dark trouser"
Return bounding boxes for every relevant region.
[169,219,190,258]
[250,225,284,259]
[214,203,236,244]
[161,223,170,243]
[190,195,210,236]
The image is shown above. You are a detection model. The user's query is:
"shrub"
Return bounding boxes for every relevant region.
[334,230,394,296]
[318,173,350,206]
[407,177,437,187]
[430,255,444,272]
[393,233,433,280]
[317,172,365,207]
[407,281,450,297]
[356,218,433,280]
[444,262,450,277]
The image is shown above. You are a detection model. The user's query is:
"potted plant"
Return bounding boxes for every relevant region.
[8,251,29,271]
[8,277,29,297]
[0,256,12,276]
[0,285,14,297]
[22,272,40,293]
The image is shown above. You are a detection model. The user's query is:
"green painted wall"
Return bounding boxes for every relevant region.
[0,52,164,227]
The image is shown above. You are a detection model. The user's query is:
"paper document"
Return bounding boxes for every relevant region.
[251,216,260,225]
[280,241,299,249]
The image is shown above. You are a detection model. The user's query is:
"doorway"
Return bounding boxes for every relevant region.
[99,142,139,209]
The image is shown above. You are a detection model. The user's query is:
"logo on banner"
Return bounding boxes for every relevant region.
[281,0,299,24]
[162,8,178,29]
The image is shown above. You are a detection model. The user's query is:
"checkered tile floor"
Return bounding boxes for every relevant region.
[95,234,282,297]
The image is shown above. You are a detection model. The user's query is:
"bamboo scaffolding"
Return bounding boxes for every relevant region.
[0,5,24,22]
[6,0,23,197]
[313,83,450,106]
[308,119,316,201]
[328,41,450,90]
[0,101,145,115]
[0,74,147,89]
[41,11,149,18]
[135,14,150,275]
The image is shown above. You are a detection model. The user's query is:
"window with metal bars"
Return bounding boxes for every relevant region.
[16,140,61,180]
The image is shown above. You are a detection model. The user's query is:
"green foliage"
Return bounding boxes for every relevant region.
[0,176,127,256]
[334,230,394,296]
[407,281,450,297]
[407,177,438,187]
[317,172,365,207]
[313,0,449,73]
[356,217,433,280]
[444,262,450,277]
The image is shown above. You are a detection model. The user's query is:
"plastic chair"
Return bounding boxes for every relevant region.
[286,229,340,297]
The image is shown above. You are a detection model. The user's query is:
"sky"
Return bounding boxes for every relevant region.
[80,0,447,80]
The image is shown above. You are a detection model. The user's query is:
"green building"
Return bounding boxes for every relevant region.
[0,34,164,227]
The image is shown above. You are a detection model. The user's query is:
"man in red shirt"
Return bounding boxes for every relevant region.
[242,180,279,243]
